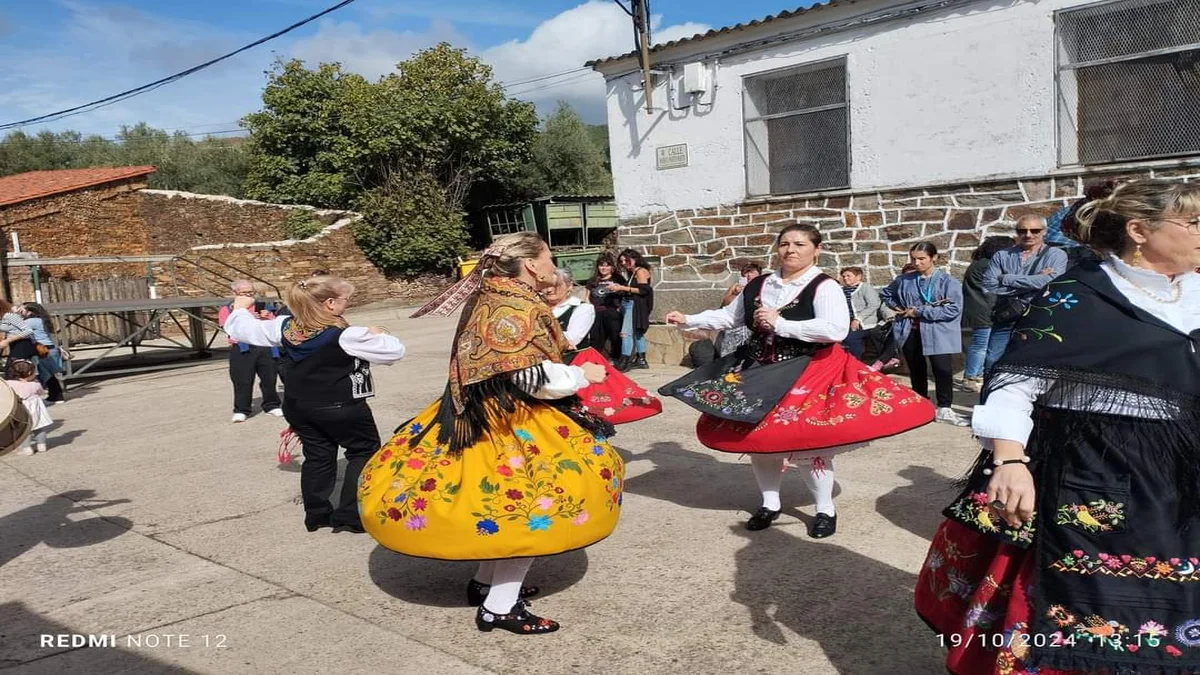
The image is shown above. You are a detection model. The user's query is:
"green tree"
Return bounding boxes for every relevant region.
[521,102,613,196]
[241,44,540,275]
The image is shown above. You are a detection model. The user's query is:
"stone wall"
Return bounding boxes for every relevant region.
[0,178,150,261]
[139,190,340,252]
[619,164,1200,318]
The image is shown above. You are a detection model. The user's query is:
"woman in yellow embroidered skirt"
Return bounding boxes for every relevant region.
[359,232,623,635]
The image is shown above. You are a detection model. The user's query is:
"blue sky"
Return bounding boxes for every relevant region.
[0,0,811,138]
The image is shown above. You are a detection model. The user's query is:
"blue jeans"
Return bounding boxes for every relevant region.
[984,323,1015,371]
[620,299,646,356]
[964,327,992,379]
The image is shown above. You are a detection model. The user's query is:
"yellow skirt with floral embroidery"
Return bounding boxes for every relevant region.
[358,399,625,561]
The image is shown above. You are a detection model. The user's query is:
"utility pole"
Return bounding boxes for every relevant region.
[633,0,654,114]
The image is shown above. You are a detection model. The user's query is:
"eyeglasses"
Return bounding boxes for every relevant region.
[1016,229,1044,235]
[234,290,256,296]
[1162,217,1200,235]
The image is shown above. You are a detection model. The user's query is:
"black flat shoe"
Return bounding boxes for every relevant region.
[809,512,837,539]
[305,515,332,532]
[331,522,366,534]
[476,600,559,635]
[466,579,541,607]
[746,507,781,531]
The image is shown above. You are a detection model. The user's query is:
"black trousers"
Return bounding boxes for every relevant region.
[283,398,381,527]
[902,329,954,408]
[591,309,623,360]
[229,346,281,414]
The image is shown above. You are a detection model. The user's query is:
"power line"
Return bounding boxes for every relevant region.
[0,128,246,145]
[497,67,590,89]
[0,0,359,131]
[505,71,597,98]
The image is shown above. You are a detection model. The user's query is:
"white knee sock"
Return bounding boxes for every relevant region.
[802,456,836,516]
[750,455,786,511]
[481,557,534,615]
[474,561,496,585]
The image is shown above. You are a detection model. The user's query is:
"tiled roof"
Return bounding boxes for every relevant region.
[587,0,856,68]
[0,166,156,208]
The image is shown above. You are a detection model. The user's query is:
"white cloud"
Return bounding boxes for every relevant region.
[289,19,469,80]
[481,2,709,121]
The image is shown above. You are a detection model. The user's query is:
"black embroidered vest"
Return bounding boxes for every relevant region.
[740,272,832,363]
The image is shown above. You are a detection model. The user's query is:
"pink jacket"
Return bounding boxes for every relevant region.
[6,379,45,400]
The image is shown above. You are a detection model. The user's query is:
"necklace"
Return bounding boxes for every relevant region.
[1109,262,1182,304]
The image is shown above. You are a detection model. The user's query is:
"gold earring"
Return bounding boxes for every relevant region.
[1133,244,1144,267]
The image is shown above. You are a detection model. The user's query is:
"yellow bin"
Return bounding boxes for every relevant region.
[457,256,480,279]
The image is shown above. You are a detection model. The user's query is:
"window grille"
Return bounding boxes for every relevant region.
[1057,0,1200,165]
[744,58,850,196]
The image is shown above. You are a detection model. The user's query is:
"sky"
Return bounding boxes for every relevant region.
[0,0,814,139]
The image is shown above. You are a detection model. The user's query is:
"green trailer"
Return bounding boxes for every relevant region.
[479,196,618,283]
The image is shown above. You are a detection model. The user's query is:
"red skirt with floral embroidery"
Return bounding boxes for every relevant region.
[568,347,662,425]
[695,345,935,456]
[915,520,1083,675]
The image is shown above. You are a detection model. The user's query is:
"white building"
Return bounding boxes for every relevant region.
[589,0,1200,314]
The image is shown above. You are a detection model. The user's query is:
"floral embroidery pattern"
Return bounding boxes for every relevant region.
[948,492,1036,545]
[1039,604,1200,656]
[678,369,764,417]
[1051,549,1200,582]
[366,423,623,537]
[1055,500,1125,533]
[1015,279,1081,343]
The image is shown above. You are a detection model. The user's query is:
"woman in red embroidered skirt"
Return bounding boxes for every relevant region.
[543,268,662,425]
[659,223,935,539]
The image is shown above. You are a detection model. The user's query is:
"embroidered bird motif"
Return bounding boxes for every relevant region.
[1075,506,1104,531]
[975,508,999,532]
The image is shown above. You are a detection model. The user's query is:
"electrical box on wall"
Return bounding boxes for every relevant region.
[682,62,710,95]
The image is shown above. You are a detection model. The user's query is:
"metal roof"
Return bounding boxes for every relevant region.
[586,1,857,68]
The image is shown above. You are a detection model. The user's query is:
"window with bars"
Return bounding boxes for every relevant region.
[1056,0,1200,166]
[743,58,850,196]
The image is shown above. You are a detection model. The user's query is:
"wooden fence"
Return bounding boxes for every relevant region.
[10,276,160,345]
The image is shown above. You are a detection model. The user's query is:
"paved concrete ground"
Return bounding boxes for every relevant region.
[0,301,982,674]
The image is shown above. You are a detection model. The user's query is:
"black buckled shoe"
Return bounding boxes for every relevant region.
[466,579,540,607]
[475,600,559,635]
[746,507,781,531]
[809,512,837,539]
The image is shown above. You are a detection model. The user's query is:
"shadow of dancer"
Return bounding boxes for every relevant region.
[0,489,133,568]
[874,465,959,542]
[367,547,590,608]
[729,523,944,674]
[621,442,840,521]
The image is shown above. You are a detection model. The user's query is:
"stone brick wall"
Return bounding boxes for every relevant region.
[139,190,340,252]
[619,164,1200,318]
[0,178,150,262]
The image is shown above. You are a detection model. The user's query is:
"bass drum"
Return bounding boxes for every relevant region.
[0,380,32,457]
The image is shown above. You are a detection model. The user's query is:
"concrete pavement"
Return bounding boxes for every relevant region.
[0,301,979,674]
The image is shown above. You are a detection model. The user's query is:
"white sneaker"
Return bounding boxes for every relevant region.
[231,413,248,423]
[266,408,284,418]
[35,443,48,453]
[16,446,34,456]
[936,407,970,427]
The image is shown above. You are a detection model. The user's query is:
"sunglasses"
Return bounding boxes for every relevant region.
[1016,229,1044,235]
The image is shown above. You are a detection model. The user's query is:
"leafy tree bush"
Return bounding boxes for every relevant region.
[281,209,325,240]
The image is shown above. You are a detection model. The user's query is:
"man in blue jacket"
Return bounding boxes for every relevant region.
[982,215,1068,370]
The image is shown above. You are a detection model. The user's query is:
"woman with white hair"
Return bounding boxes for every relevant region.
[542,267,662,424]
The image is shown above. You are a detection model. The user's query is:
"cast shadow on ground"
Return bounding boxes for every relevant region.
[729,523,945,674]
[620,441,840,519]
[874,465,961,541]
[0,601,197,672]
[0,489,133,568]
[41,420,85,448]
[367,546,589,608]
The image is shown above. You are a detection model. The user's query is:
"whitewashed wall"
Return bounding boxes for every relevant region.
[599,0,1099,218]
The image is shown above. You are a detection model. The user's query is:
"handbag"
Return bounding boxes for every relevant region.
[990,247,1052,324]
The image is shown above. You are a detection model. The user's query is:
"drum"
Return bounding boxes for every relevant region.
[0,379,33,457]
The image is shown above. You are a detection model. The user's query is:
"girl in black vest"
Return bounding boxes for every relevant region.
[224,276,406,533]
[660,223,934,538]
